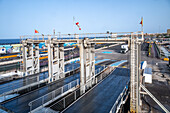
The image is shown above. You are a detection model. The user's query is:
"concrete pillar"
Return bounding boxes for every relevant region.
[22,40,27,76]
[79,39,95,94]
[79,40,86,94]
[53,43,59,80]
[47,37,65,83]
[22,39,34,76]
[91,43,95,85]
[34,43,40,74]
[59,43,65,78]
[47,37,53,83]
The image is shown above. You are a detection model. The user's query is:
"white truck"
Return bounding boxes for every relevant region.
[143,67,152,84]
[120,44,128,53]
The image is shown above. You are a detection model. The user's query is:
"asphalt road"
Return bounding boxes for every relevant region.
[95,44,130,61]
[63,68,130,113]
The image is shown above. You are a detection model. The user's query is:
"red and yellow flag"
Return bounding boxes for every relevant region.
[35,29,39,33]
[140,17,143,26]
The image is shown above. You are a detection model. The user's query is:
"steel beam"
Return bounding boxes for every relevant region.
[79,40,86,94]
[130,34,141,113]
[79,38,95,94]
[47,36,65,83]
[34,43,40,74]
[22,39,40,76]
[59,43,65,78]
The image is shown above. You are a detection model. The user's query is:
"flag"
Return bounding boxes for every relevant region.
[75,22,81,30]
[140,17,143,26]
[35,29,39,33]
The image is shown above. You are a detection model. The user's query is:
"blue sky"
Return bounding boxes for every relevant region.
[0,0,170,39]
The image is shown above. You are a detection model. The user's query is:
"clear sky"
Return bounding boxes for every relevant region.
[0,0,170,39]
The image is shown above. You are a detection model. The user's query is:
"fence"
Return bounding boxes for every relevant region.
[29,79,79,112]
[153,43,161,58]
[109,81,130,113]
[44,76,98,113]
[0,73,48,101]
[42,65,114,113]
[0,62,81,101]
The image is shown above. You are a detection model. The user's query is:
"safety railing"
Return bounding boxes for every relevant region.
[42,65,114,113]
[65,63,80,73]
[0,62,80,101]
[44,76,97,113]
[153,43,161,58]
[21,31,136,41]
[0,73,48,101]
[109,81,130,113]
[29,79,79,112]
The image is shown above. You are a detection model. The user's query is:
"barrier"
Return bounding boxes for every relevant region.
[29,79,79,112]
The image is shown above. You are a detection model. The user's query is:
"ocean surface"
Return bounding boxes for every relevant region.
[0,39,20,44]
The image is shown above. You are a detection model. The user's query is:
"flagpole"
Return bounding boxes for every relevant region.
[141,17,144,40]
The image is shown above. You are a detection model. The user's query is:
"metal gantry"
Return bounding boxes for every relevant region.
[21,31,143,112]
[46,37,65,83]
[130,34,142,112]
[22,39,40,76]
[78,38,96,94]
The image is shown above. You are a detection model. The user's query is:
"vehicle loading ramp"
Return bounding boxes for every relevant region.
[63,68,130,113]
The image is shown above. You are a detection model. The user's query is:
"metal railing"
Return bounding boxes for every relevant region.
[0,73,48,101]
[27,65,108,113]
[109,81,130,113]
[42,66,112,113]
[29,79,79,112]
[21,32,135,41]
[0,63,80,101]
[44,76,98,113]
[42,66,115,113]
[140,84,170,113]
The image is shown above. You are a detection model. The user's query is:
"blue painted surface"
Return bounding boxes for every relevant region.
[95,59,110,64]
[102,51,112,54]
[110,60,127,67]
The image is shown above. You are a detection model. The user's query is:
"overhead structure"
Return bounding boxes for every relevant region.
[46,37,65,83]
[22,39,40,76]
[78,38,95,94]
[21,31,144,112]
[130,33,141,113]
